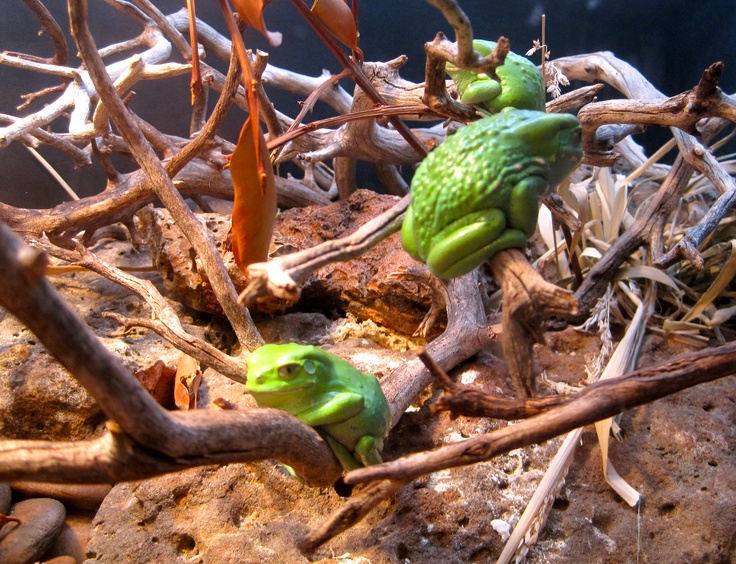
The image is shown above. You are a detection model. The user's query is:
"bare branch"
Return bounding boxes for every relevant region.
[488,249,579,397]
[346,341,736,484]
[32,237,247,382]
[20,0,69,66]
[68,0,262,350]
[241,195,410,304]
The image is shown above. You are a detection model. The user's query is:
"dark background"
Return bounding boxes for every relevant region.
[1,0,734,208]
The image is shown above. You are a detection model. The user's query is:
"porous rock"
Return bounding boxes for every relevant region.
[138,190,435,335]
[0,335,101,441]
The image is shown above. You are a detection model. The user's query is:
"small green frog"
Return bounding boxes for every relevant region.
[446,40,546,113]
[245,344,391,472]
[401,109,582,279]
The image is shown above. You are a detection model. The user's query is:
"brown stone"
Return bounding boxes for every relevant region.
[0,341,101,441]
[0,498,66,564]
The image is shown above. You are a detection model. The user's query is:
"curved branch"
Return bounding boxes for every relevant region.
[0,220,341,486]
[68,0,263,351]
[241,195,410,304]
[20,0,69,66]
[0,409,341,487]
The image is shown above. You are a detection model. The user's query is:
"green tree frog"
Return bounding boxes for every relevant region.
[401,109,583,279]
[446,40,546,113]
[245,344,391,472]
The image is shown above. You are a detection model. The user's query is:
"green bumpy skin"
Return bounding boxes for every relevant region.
[245,344,391,472]
[401,109,582,279]
[446,40,546,113]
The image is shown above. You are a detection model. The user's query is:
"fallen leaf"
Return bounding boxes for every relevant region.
[174,355,202,410]
[134,360,177,409]
[0,514,21,527]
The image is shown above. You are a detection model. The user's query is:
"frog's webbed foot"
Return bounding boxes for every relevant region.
[354,435,384,467]
[325,435,363,472]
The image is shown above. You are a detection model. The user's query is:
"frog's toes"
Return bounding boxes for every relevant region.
[354,435,384,466]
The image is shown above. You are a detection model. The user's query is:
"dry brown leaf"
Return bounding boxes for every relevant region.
[134,360,177,408]
[174,355,202,410]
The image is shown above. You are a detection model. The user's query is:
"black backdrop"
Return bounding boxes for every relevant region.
[1,0,734,208]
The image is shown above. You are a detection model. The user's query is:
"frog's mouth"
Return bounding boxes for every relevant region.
[249,383,315,397]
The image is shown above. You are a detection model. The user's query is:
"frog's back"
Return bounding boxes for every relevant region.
[475,40,545,113]
[494,53,546,112]
[409,111,547,251]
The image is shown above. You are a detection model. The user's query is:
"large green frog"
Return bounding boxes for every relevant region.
[401,109,582,279]
[446,39,546,113]
[245,343,391,472]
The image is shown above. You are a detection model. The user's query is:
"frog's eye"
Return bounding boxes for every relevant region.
[278,363,301,380]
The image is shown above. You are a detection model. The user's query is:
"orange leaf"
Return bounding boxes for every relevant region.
[230,115,277,272]
[174,355,202,410]
[232,0,282,46]
[311,0,358,50]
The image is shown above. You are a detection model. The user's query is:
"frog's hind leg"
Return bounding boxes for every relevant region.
[441,228,529,279]
[425,209,507,279]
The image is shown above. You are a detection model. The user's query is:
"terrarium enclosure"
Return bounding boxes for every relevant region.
[0,1,735,562]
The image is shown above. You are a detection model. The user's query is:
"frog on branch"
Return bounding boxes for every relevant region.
[401,109,583,279]
[246,344,391,472]
[446,39,546,113]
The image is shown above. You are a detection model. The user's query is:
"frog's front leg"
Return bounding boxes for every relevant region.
[506,175,550,237]
[295,392,364,427]
[323,435,362,471]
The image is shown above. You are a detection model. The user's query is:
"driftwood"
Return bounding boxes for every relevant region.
[0,0,735,557]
